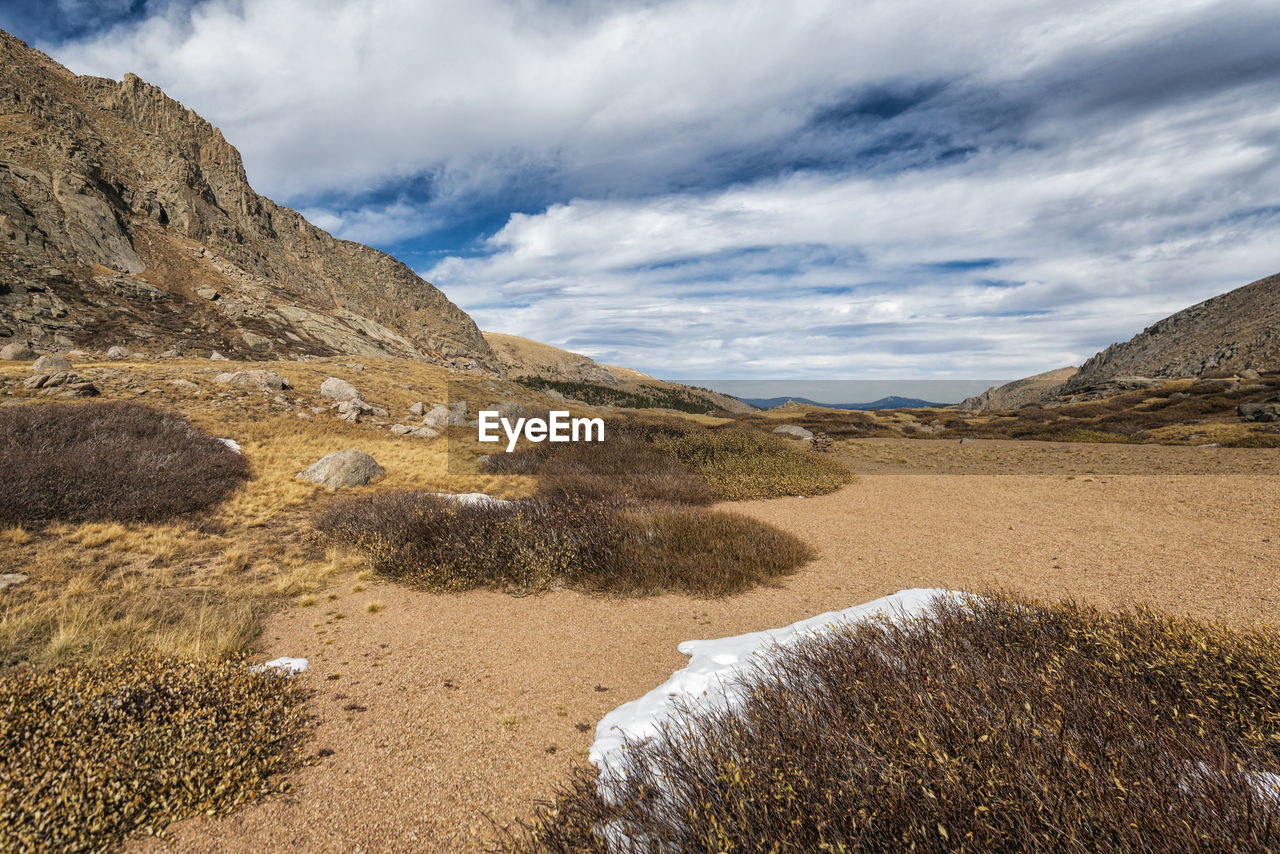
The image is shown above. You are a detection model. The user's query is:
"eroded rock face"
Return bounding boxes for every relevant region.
[0,31,498,371]
[295,449,384,489]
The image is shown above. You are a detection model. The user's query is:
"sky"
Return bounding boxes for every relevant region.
[4,0,1279,385]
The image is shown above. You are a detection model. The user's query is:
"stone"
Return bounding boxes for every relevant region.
[411,426,440,439]
[106,345,130,359]
[169,379,198,389]
[241,329,273,349]
[495,400,527,420]
[296,449,384,489]
[772,424,814,440]
[409,401,425,417]
[320,377,361,402]
[32,353,72,372]
[422,403,468,428]
[1238,402,1280,423]
[0,342,36,361]
[390,424,413,435]
[24,371,98,396]
[959,437,975,445]
[1240,368,1262,380]
[215,370,291,391]
[210,351,230,361]
[195,287,219,300]
[0,573,28,590]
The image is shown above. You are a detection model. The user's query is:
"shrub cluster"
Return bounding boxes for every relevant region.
[514,376,729,415]
[505,593,1280,852]
[314,491,811,596]
[0,401,250,526]
[0,653,312,853]
[654,426,852,500]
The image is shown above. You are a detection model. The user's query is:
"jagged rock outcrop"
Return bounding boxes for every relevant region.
[1063,272,1280,393]
[958,367,1077,411]
[0,30,496,371]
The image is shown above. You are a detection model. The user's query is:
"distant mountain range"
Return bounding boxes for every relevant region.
[741,395,948,411]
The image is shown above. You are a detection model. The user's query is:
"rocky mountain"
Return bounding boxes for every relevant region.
[1062,271,1280,393]
[484,332,624,387]
[957,367,1078,411]
[0,30,496,370]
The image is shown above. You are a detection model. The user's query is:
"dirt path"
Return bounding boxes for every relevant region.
[137,467,1280,852]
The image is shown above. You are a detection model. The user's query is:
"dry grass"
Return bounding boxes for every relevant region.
[506,592,1280,853]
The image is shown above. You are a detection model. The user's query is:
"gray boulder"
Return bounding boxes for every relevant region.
[210,351,230,361]
[1238,402,1280,423]
[296,449,385,489]
[106,345,131,359]
[0,342,36,361]
[422,403,468,428]
[409,401,426,417]
[32,353,72,372]
[215,370,291,391]
[320,377,361,401]
[772,424,814,440]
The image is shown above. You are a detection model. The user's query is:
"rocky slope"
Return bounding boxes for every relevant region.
[1063,271,1280,393]
[0,30,496,370]
[958,367,1078,411]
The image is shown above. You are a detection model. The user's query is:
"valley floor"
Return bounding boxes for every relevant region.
[132,457,1280,852]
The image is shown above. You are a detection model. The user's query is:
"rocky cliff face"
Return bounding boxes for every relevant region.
[1063,272,1280,393]
[957,367,1078,411]
[0,30,496,369]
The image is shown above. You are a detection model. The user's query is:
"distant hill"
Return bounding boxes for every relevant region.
[1063,271,1280,392]
[743,395,947,411]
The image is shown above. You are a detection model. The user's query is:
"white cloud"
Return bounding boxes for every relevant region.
[41,0,1280,379]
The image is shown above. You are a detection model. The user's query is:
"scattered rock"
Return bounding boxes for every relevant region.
[772,424,814,440]
[159,349,180,359]
[215,370,291,391]
[210,351,230,361]
[195,287,219,300]
[241,329,273,350]
[409,401,426,417]
[106,345,131,359]
[32,353,72,372]
[296,449,385,489]
[344,363,367,371]
[0,573,28,590]
[390,424,413,435]
[169,379,198,389]
[320,377,361,402]
[495,400,527,420]
[959,437,975,445]
[0,342,36,361]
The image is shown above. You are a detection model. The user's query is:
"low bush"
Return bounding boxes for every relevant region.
[0,402,249,526]
[655,426,852,500]
[0,653,312,852]
[314,491,810,596]
[506,593,1280,852]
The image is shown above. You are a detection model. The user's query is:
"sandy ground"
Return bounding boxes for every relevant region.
[136,443,1280,852]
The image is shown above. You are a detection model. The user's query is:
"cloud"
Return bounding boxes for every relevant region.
[35,0,1280,378]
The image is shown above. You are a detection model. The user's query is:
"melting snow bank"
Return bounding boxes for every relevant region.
[590,588,957,779]
[217,438,242,454]
[428,492,512,507]
[251,657,307,676]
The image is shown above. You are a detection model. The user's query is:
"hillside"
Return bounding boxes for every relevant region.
[743,395,947,411]
[957,367,1078,411]
[1063,271,1280,393]
[484,331,754,415]
[0,30,495,370]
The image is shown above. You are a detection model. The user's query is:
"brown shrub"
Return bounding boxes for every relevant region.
[655,426,852,500]
[0,652,312,853]
[314,491,810,597]
[504,593,1280,852]
[0,402,249,526]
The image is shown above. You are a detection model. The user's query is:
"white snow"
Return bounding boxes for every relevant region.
[251,656,307,676]
[217,438,242,453]
[590,588,956,778]
[428,492,512,507]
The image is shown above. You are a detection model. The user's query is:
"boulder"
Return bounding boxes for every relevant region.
[169,379,199,389]
[1238,402,1280,423]
[1240,368,1262,380]
[772,424,814,440]
[215,370,291,391]
[24,371,98,396]
[0,342,36,361]
[296,450,385,489]
[320,377,360,402]
[409,401,426,417]
[390,424,413,435]
[495,400,527,420]
[422,403,468,428]
[32,353,72,372]
[195,287,220,300]
[210,351,230,361]
[106,345,131,359]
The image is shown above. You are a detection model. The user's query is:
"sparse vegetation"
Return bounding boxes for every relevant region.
[506,593,1280,853]
[314,491,811,596]
[0,401,250,527]
[0,652,313,853]
[655,425,852,500]
[514,376,729,414]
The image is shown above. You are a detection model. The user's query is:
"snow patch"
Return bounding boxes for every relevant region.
[428,492,512,507]
[252,656,307,676]
[217,438,242,453]
[590,588,956,778]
